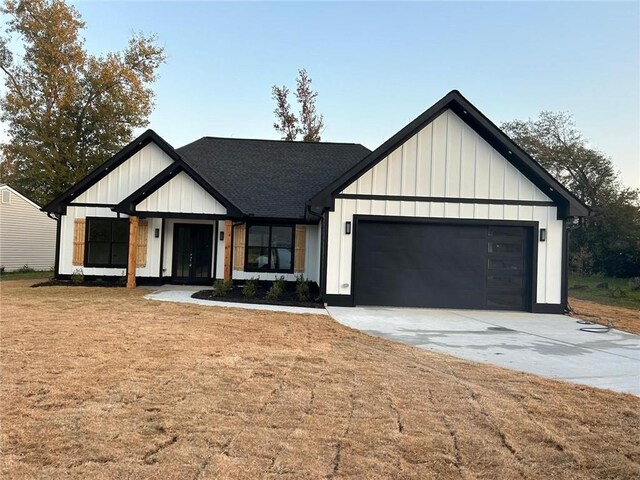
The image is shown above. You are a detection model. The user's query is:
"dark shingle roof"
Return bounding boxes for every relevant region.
[176,137,370,220]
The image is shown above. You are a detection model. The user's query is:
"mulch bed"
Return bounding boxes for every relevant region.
[192,281,324,309]
[32,279,124,288]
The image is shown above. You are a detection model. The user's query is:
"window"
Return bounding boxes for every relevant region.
[245,224,294,273]
[1,190,10,204]
[85,217,129,268]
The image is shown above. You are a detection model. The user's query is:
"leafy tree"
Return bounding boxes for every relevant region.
[0,0,165,205]
[271,84,297,141]
[502,112,640,277]
[272,68,324,142]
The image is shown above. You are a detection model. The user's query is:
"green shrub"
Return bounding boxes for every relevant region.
[213,279,233,297]
[243,277,259,299]
[570,283,589,291]
[608,287,627,298]
[265,276,286,301]
[70,268,84,285]
[570,247,594,276]
[17,264,35,273]
[596,282,609,289]
[296,274,310,302]
[628,277,640,291]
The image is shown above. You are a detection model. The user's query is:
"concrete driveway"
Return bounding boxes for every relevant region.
[327,306,640,396]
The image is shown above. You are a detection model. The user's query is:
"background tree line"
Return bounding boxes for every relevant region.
[502,113,639,278]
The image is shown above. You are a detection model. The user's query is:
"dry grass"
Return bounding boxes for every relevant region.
[1,280,639,480]
[570,297,640,335]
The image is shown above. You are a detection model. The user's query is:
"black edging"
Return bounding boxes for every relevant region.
[320,211,329,299]
[324,294,354,307]
[42,130,180,214]
[561,219,569,312]
[335,194,555,207]
[308,90,590,219]
[243,222,296,274]
[159,218,166,278]
[351,215,538,312]
[53,214,61,279]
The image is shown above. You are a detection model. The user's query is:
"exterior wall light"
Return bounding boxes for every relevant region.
[345,221,351,235]
[154,228,160,238]
[219,231,224,241]
[540,228,546,242]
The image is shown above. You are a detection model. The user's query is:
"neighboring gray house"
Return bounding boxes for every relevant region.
[0,184,56,272]
[43,91,590,313]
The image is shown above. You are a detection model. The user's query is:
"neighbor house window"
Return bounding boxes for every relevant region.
[245,224,294,273]
[85,217,129,268]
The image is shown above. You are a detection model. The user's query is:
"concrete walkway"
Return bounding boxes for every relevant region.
[144,286,329,315]
[328,306,640,396]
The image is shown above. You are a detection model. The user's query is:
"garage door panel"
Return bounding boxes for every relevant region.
[354,221,532,311]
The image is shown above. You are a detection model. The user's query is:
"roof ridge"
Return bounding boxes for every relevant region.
[196,136,367,147]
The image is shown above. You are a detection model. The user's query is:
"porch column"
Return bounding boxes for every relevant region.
[127,216,139,289]
[224,220,232,281]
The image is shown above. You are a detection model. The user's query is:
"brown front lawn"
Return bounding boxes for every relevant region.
[1,281,639,479]
[570,297,640,335]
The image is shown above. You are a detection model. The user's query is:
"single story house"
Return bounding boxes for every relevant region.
[0,184,57,272]
[43,91,589,313]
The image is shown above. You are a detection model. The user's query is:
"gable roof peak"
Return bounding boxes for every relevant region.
[309,90,590,218]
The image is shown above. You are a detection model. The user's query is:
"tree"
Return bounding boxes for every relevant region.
[272,69,324,142]
[502,112,640,277]
[0,0,165,205]
[271,85,297,141]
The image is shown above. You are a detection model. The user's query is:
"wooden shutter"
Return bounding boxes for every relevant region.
[72,219,86,266]
[136,220,148,268]
[294,225,306,273]
[233,223,246,270]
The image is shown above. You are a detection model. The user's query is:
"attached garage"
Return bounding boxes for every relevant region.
[353,218,534,311]
[311,90,590,314]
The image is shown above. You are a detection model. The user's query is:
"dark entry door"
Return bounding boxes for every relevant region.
[172,224,213,284]
[353,221,532,311]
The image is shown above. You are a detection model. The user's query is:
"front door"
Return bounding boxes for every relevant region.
[172,224,214,284]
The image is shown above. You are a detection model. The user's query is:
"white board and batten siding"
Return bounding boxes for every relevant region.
[60,142,176,277]
[0,186,56,271]
[71,142,174,205]
[58,206,163,278]
[326,109,564,305]
[136,171,227,215]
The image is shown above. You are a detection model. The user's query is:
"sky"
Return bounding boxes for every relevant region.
[5,1,640,187]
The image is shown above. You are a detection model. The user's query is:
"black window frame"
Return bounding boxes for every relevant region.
[244,223,295,274]
[84,217,130,268]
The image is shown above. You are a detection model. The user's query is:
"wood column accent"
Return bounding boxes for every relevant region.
[127,216,139,289]
[224,220,232,281]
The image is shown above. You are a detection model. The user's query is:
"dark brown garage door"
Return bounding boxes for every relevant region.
[353,220,533,311]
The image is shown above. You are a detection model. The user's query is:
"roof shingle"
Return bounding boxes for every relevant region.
[177,137,370,220]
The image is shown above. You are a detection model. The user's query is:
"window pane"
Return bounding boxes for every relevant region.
[87,242,110,265]
[88,219,110,242]
[247,246,269,270]
[271,226,293,248]
[271,247,292,271]
[112,220,129,242]
[111,243,128,266]
[247,225,270,248]
[488,242,522,254]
